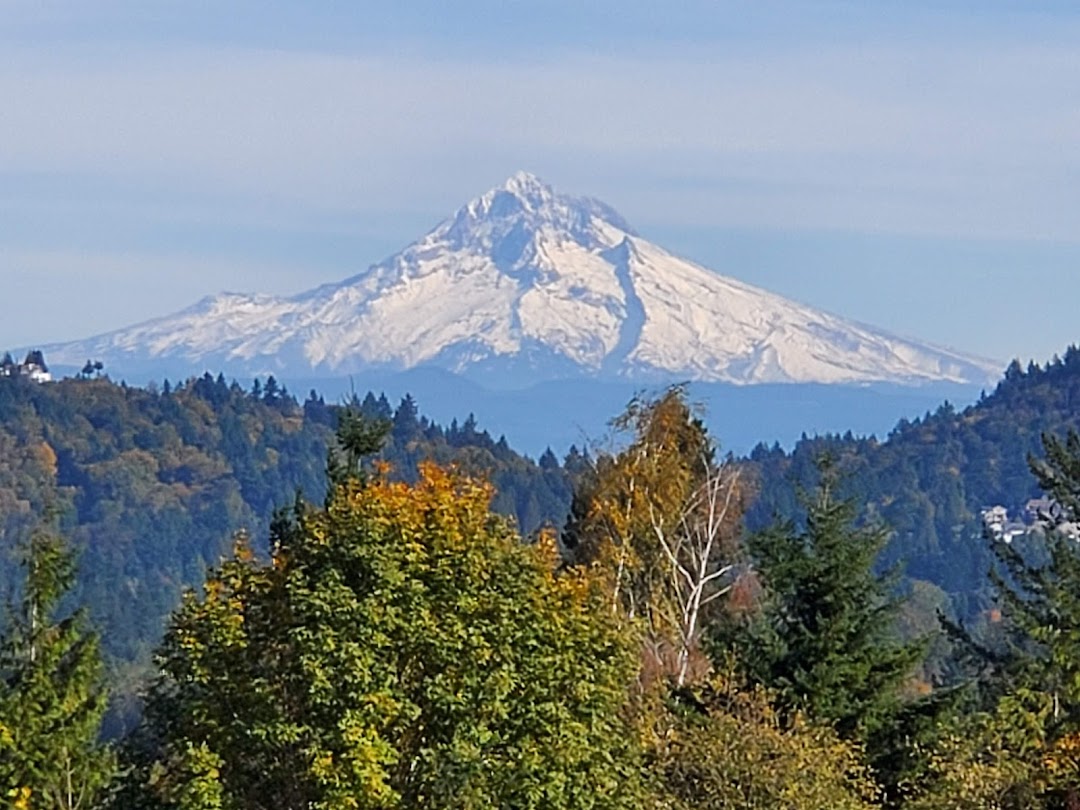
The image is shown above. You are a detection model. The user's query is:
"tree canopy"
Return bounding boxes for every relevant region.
[122,461,643,808]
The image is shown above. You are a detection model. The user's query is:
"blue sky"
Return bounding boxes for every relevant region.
[3,1,1080,368]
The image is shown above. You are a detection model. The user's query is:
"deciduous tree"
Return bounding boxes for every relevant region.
[565,386,744,686]
[124,463,643,808]
[651,676,879,810]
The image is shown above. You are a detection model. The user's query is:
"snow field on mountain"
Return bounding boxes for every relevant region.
[42,172,1000,387]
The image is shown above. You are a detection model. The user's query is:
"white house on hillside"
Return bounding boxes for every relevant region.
[0,350,52,383]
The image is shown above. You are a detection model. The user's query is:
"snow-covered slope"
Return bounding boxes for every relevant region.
[43,171,1000,386]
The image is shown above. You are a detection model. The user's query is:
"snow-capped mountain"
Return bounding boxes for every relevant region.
[43,171,999,386]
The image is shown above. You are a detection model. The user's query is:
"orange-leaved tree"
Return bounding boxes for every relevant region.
[565,386,746,687]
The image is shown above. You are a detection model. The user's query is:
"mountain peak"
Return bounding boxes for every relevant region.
[454,171,637,241]
[489,170,559,220]
[502,170,550,198]
[438,171,635,259]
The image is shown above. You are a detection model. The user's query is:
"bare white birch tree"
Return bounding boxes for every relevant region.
[650,452,743,687]
[567,386,745,686]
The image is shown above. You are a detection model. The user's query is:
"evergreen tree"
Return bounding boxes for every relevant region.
[359,391,381,419]
[302,390,332,427]
[324,407,391,491]
[538,447,559,471]
[1032,429,1080,521]
[262,375,281,404]
[0,513,115,807]
[933,428,1080,807]
[716,460,925,789]
[392,394,420,442]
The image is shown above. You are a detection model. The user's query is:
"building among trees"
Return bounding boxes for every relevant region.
[0,350,52,383]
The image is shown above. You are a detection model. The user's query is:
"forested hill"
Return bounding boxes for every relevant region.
[3,348,1077,697]
[0,373,573,666]
[747,347,1080,611]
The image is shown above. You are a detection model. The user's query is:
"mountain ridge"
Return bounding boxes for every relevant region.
[41,171,1000,387]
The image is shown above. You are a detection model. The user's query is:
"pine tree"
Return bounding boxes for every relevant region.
[960,428,1080,719]
[942,428,1080,807]
[716,460,925,783]
[392,393,420,442]
[324,407,390,491]
[0,514,115,808]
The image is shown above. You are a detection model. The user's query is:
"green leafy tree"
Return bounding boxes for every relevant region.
[122,460,643,809]
[905,693,1080,810]
[0,372,574,692]
[0,513,115,808]
[651,676,879,810]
